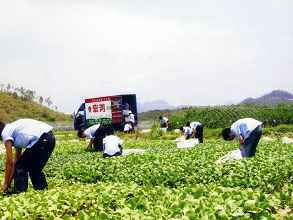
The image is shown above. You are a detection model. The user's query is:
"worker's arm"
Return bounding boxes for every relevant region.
[87,139,94,149]
[2,141,15,192]
[239,136,245,145]
[192,128,196,138]
[238,124,247,145]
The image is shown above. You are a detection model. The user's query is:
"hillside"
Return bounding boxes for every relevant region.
[241,90,293,105]
[0,92,70,123]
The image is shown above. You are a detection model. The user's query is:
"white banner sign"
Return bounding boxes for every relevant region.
[85,100,112,120]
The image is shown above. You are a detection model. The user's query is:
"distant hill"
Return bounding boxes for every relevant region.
[240,90,293,105]
[138,100,175,113]
[0,91,70,123]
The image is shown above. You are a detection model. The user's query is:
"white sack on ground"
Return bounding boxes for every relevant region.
[174,129,181,133]
[160,128,167,133]
[216,149,243,164]
[282,137,293,144]
[141,129,151,133]
[175,136,185,142]
[177,139,199,149]
[122,148,146,156]
[262,136,274,143]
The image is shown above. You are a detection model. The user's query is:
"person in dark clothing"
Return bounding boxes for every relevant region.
[186,121,204,143]
[0,119,55,193]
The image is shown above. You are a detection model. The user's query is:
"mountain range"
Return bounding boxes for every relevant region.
[138,90,293,112]
[240,90,293,105]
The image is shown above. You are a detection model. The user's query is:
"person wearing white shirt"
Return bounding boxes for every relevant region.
[0,119,55,193]
[122,103,131,124]
[179,126,193,139]
[123,123,133,133]
[78,124,106,151]
[187,121,204,143]
[129,111,136,129]
[222,118,263,157]
[102,126,123,158]
[159,116,169,128]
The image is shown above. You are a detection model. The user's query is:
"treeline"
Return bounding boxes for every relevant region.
[0,83,57,111]
[138,104,293,129]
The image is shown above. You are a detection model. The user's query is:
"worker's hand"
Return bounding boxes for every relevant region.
[1,184,8,193]
[239,137,245,145]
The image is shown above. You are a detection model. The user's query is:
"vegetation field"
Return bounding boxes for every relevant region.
[139,104,293,129]
[0,130,292,219]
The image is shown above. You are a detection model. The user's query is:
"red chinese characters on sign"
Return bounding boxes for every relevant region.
[99,104,105,112]
[88,104,106,113]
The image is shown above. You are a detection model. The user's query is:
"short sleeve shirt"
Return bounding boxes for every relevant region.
[160,117,168,125]
[103,135,123,156]
[129,114,135,123]
[183,126,193,136]
[124,123,133,132]
[84,124,100,139]
[1,119,53,148]
[190,122,202,130]
[231,118,262,140]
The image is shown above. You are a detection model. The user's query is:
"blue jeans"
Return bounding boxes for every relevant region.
[240,125,263,157]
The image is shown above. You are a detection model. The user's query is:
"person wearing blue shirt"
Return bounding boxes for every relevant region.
[222,118,263,157]
[0,119,55,193]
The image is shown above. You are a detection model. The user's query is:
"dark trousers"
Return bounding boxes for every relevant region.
[240,125,263,157]
[14,131,55,193]
[194,125,204,143]
[103,151,122,158]
[93,127,106,152]
[102,144,122,158]
[160,122,167,128]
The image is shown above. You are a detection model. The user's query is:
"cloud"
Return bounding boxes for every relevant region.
[0,0,292,113]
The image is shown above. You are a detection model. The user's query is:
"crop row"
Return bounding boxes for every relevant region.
[45,140,293,193]
[168,104,293,128]
[0,180,291,219]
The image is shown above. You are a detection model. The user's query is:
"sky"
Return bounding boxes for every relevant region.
[0,0,292,113]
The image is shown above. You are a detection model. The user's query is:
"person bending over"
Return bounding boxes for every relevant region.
[102,125,123,158]
[179,126,193,140]
[78,124,107,151]
[222,118,263,158]
[187,121,204,143]
[159,116,169,128]
[0,119,55,193]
